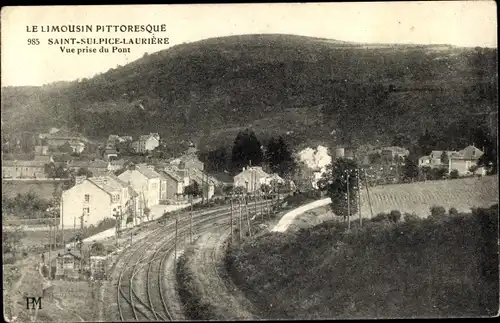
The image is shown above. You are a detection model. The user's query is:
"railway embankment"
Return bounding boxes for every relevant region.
[225,203,499,319]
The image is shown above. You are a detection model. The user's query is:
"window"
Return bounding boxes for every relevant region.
[112,194,120,203]
[83,207,90,216]
[84,194,90,202]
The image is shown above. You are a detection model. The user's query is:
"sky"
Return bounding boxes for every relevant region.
[1,2,497,87]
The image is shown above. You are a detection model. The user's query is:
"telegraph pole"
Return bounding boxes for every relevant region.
[230,194,234,243]
[238,197,243,241]
[244,194,252,237]
[254,172,258,219]
[346,171,351,231]
[174,213,178,267]
[190,196,193,244]
[357,168,362,226]
[48,223,52,279]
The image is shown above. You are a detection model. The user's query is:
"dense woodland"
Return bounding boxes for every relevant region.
[1,35,497,154]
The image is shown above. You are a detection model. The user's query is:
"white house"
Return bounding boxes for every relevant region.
[60,175,138,230]
[133,133,160,153]
[448,145,484,176]
[118,165,161,218]
[234,166,270,193]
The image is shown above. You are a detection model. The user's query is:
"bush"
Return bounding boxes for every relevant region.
[388,210,402,223]
[430,205,446,218]
[449,207,459,216]
[404,212,420,222]
[371,213,389,222]
[450,169,459,179]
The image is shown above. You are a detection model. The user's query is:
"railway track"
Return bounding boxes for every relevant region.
[115,199,272,321]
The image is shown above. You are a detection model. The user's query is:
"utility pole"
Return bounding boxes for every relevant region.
[230,194,234,243]
[190,196,193,244]
[363,169,374,219]
[254,172,258,219]
[73,217,76,249]
[61,198,64,251]
[238,197,243,241]
[244,194,252,237]
[48,223,52,279]
[357,168,362,227]
[174,213,178,267]
[346,171,351,231]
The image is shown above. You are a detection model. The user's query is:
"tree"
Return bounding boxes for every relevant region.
[260,183,272,194]
[469,165,479,175]
[77,167,93,178]
[430,205,446,218]
[321,158,360,222]
[200,147,229,173]
[440,151,449,167]
[233,186,245,196]
[184,181,201,197]
[403,155,419,182]
[2,225,26,259]
[223,184,234,196]
[58,142,74,154]
[90,242,106,256]
[230,129,263,173]
[450,169,459,179]
[417,129,440,156]
[266,136,296,177]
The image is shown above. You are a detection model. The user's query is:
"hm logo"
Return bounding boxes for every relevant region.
[26,297,42,310]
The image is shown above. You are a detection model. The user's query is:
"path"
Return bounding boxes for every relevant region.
[272,198,331,232]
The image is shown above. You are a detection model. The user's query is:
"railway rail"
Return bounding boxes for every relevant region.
[114,198,272,321]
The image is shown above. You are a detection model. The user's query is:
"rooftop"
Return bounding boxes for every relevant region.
[2,160,47,167]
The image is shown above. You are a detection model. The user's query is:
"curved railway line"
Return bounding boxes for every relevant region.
[113,198,272,321]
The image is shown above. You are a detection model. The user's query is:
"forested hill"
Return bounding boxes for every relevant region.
[1,34,497,149]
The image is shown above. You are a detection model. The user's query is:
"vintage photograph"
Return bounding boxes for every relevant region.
[1,2,498,321]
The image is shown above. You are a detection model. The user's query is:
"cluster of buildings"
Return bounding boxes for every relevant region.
[418,145,485,176]
[59,151,219,229]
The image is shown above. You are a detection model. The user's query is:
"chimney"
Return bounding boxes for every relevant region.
[242,167,246,172]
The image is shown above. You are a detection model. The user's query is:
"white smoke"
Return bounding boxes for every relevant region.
[298,145,332,173]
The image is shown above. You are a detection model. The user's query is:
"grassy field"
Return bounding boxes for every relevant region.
[226,204,499,319]
[2,181,63,201]
[357,175,498,219]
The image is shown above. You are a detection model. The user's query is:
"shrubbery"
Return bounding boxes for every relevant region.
[430,205,447,218]
[226,204,499,318]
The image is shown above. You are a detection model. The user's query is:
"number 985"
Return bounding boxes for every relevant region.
[27,39,40,45]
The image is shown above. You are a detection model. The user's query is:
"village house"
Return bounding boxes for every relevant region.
[189,168,216,199]
[103,146,119,161]
[34,145,49,156]
[170,153,204,171]
[380,146,410,163]
[34,155,54,163]
[118,165,161,218]
[418,150,458,168]
[449,145,484,175]
[42,133,88,152]
[159,168,185,201]
[132,133,160,153]
[60,175,138,230]
[109,159,128,172]
[234,166,270,193]
[68,159,111,176]
[1,160,47,179]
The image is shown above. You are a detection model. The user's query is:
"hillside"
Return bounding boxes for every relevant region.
[226,204,499,318]
[1,34,497,149]
[284,175,498,232]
